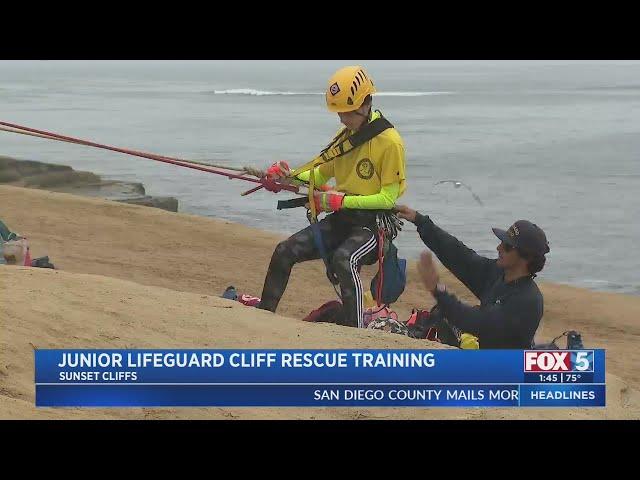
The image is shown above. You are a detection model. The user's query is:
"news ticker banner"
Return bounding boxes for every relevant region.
[35,349,605,408]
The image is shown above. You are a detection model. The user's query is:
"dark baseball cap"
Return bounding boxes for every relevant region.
[492,220,550,256]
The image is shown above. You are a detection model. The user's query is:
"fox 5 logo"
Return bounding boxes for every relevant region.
[524,350,594,372]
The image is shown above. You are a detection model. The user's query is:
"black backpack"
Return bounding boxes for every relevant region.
[406,305,462,347]
[31,256,55,269]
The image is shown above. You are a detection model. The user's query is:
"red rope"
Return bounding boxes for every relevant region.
[0,120,300,193]
[376,228,385,307]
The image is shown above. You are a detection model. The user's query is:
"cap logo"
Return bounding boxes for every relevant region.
[329,82,340,96]
[508,225,520,237]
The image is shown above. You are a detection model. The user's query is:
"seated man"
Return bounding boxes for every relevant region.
[395,205,550,349]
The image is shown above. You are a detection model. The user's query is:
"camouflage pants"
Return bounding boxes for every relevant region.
[258,210,379,327]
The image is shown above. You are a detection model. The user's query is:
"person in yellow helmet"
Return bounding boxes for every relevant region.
[257,66,407,328]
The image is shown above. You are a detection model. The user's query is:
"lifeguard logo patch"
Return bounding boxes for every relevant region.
[356,158,374,180]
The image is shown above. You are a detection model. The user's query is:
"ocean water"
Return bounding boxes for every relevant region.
[1,60,639,295]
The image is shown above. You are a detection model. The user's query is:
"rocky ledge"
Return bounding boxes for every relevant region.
[0,155,178,212]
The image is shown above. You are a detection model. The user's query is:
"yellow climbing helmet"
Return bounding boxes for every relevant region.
[326,65,377,113]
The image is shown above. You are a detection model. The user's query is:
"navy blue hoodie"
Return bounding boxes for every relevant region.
[414,212,543,349]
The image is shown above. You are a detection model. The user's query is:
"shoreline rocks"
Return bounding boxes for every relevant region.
[0,155,179,212]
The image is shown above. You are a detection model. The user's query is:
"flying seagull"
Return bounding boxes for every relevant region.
[433,180,484,206]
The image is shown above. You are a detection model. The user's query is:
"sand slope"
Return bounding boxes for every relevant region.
[2,267,638,419]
